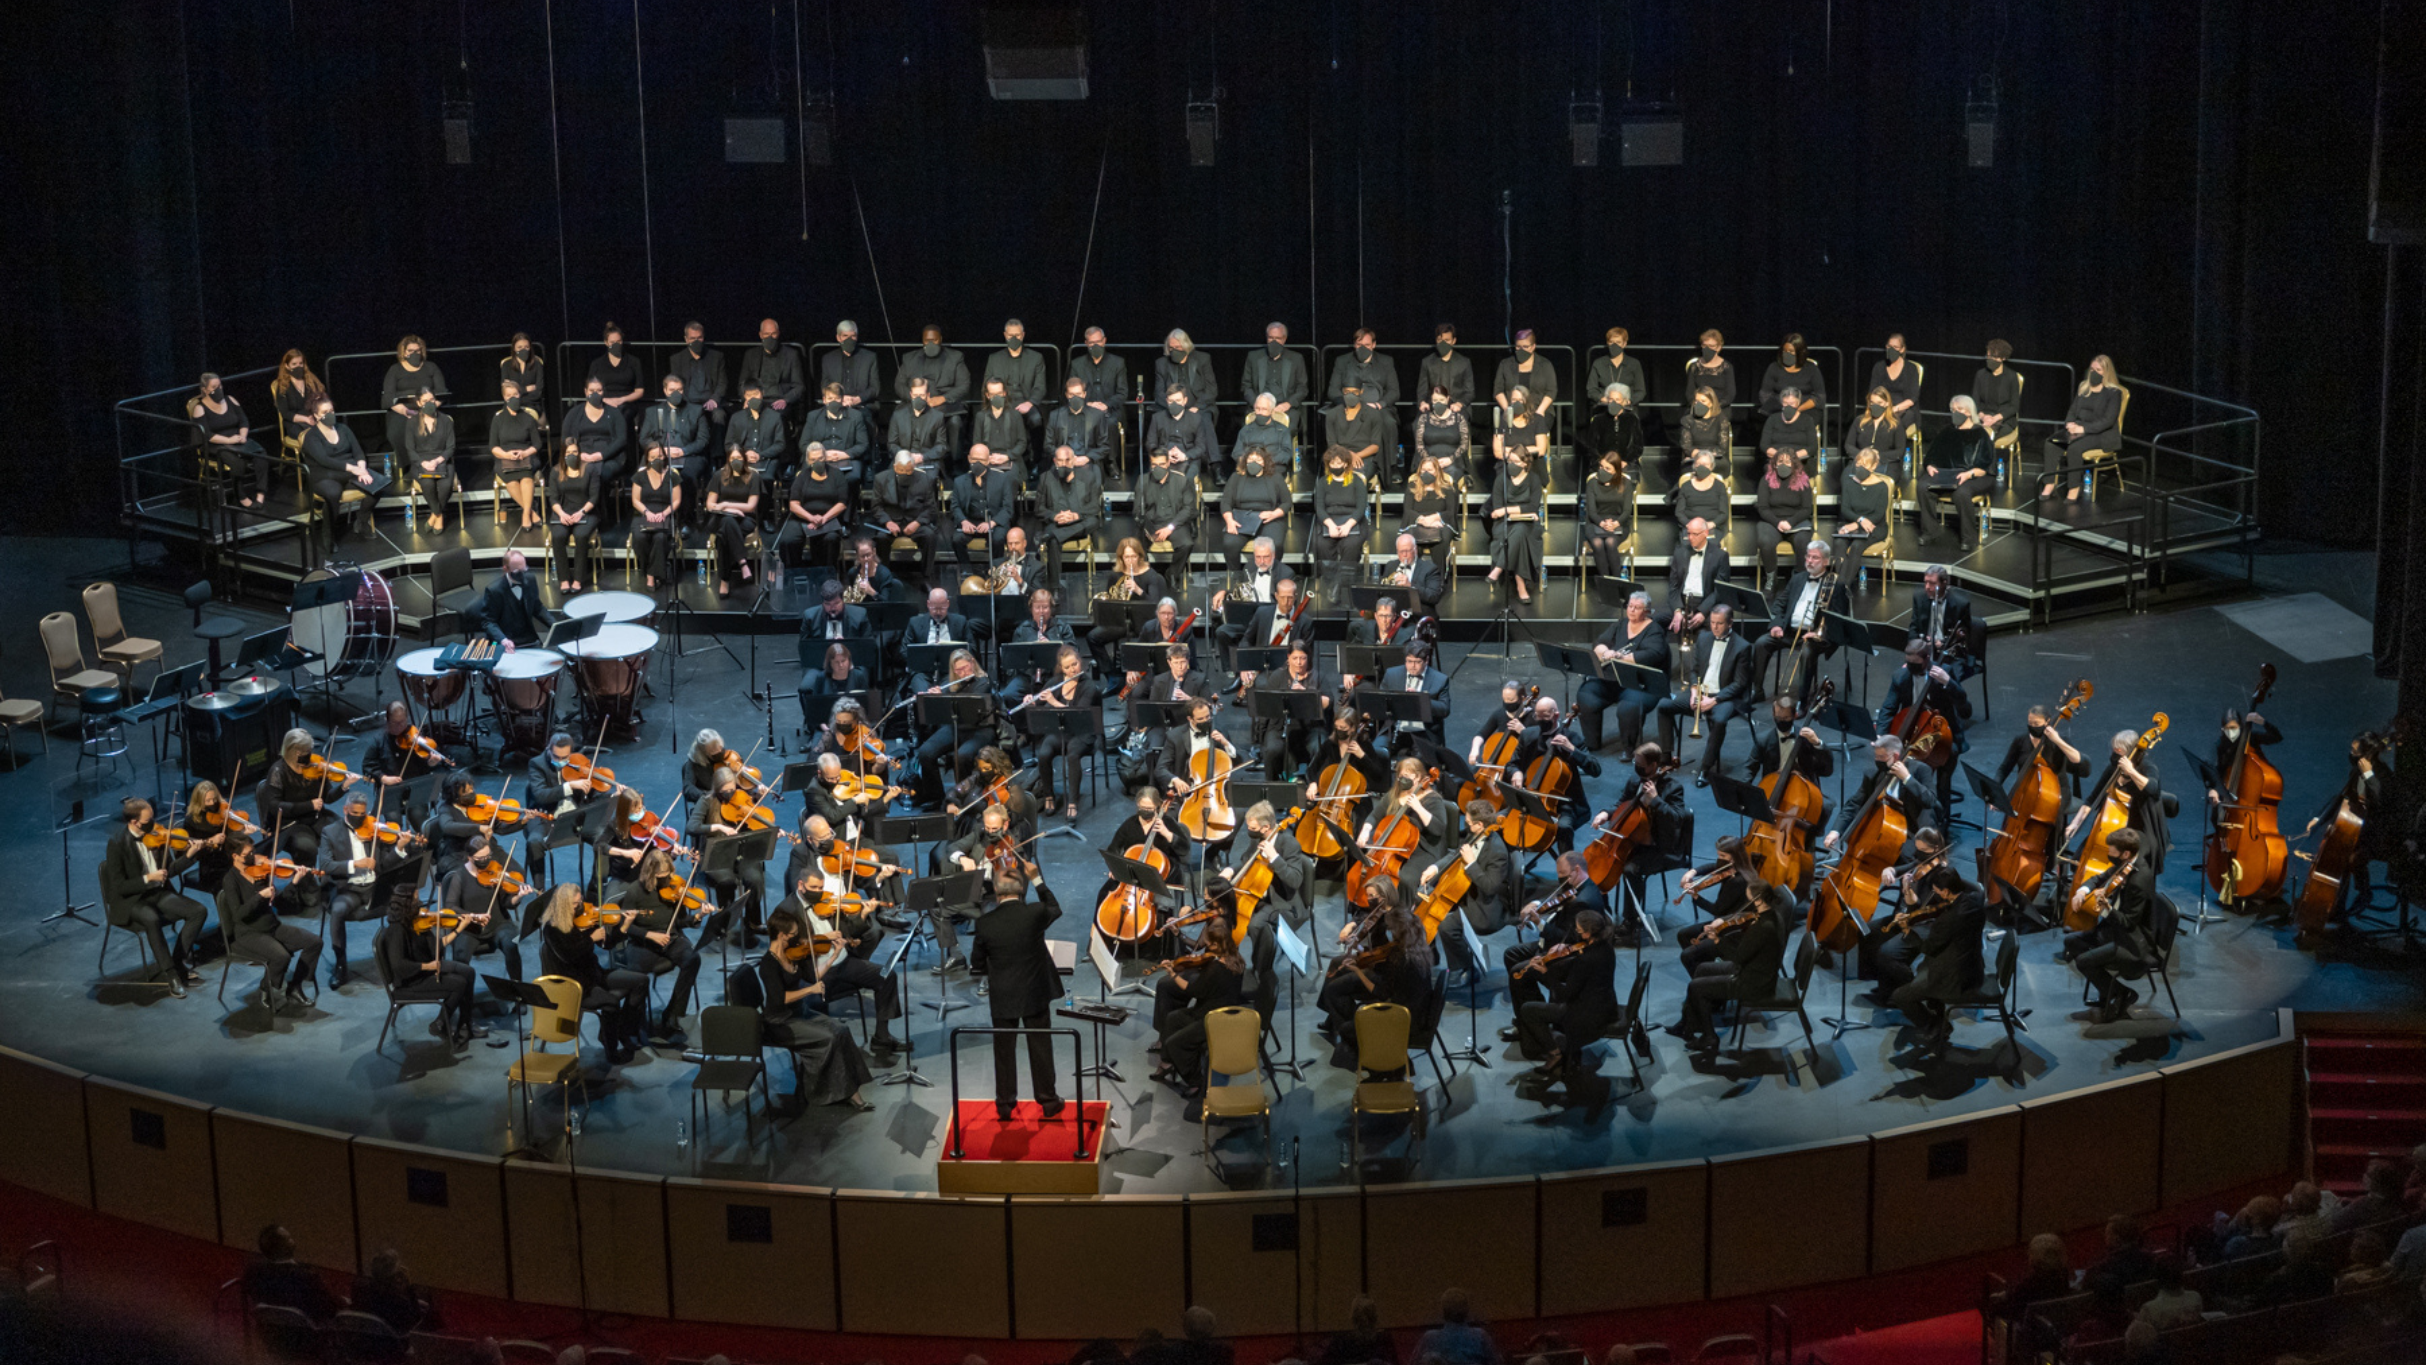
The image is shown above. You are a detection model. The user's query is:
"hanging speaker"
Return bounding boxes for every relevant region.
[441,101,472,165]
[1185,101,1219,166]
[1569,100,1602,167]
[981,7,1088,100]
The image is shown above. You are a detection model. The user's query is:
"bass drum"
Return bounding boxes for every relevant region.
[291,564,398,681]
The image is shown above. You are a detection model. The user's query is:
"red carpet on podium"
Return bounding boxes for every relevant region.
[948,1100,1109,1161]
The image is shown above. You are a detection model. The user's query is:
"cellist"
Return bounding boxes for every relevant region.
[1359,757,1454,882]
[1499,851,1607,1037]
[1511,694,1601,852]
[2069,729,2168,872]
[1097,789,1193,913]
[1160,698,1238,822]
[1301,709,1388,858]
[1213,802,1309,946]
[1873,641,1975,812]
[1416,799,1517,985]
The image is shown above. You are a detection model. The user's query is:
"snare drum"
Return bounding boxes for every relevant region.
[483,648,565,753]
[564,624,658,736]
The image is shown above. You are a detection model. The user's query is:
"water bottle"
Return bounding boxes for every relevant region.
[696,553,708,585]
[1857,564,1869,591]
[674,1119,690,1154]
[567,1108,585,1141]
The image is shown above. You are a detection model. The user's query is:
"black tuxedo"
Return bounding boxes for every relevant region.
[969,897,1064,1110]
[1372,556,1446,614]
[1657,628,1756,777]
[797,603,872,665]
[1908,587,1986,678]
[1749,568,1851,702]
[475,570,550,647]
[1371,665,1451,749]
[102,827,206,974]
[1665,541,1733,620]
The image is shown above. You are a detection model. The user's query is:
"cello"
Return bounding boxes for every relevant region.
[1294,713,1376,860]
[2204,663,2288,906]
[1979,679,2092,907]
[1582,754,1684,889]
[1502,704,1583,853]
[2064,713,2168,930]
[1809,732,1942,951]
[1221,810,1305,929]
[1413,811,1503,942]
[1458,685,1540,811]
[1744,680,1836,893]
[1176,725,1239,843]
[1097,797,1182,942]
[2293,727,2393,933]
[1347,770,1430,909]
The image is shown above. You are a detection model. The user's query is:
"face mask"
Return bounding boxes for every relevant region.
[922,342,940,358]
[1869,401,1886,415]
[687,340,703,355]
[1087,343,1104,359]
[513,348,528,360]
[1887,347,1903,360]
[746,398,761,411]
[1006,337,1022,350]
[1168,401,1185,416]
[762,339,779,353]
[2224,726,2241,743]
[2091,371,2105,386]
[1354,345,1373,362]
[1517,345,1534,358]
[2027,724,2047,738]
[1694,401,1712,417]
[587,391,604,405]
[665,390,683,405]
[1437,342,1454,357]
[1699,346,1716,361]
[407,350,423,363]
[1067,396,1084,412]
[912,397,928,412]
[1268,342,1285,358]
[990,395,1006,410]
[838,338,856,353]
[606,341,623,355]
[824,400,842,416]
[1244,460,1264,477]
[1608,343,1624,357]
[419,399,437,413]
[649,455,667,468]
[505,398,520,411]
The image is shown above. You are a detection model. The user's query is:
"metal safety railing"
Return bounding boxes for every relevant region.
[1847,346,2077,471]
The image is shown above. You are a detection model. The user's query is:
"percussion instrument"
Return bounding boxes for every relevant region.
[561,590,657,625]
[291,563,398,682]
[395,647,469,743]
[482,647,565,753]
[565,624,658,738]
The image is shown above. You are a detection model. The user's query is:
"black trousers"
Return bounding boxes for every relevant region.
[232,922,322,995]
[1759,527,1812,586]
[1312,525,1366,574]
[327,883,386,968]
[582,969,652,1045]
[1872,930,1923,997]
[1577,679,1663,751]
[632,524,680,582]
[1256,720,1320,782]
[887,525,940,579]
[1515,999,1584,1065]
[820,953,901,1024]
[1747,636,1831,704]
[549,516,599,585]
[1155,530,1196,591]
[449,926,523,982]
[1040,520,1093,589]
[1655,695,1742,777]
[126,892,206,969]
[2064,922,2147,1003]
[777,518,848,568]
[623,931,704,1024]
[413,465,457,516]
[212,437,273,500]
[2043,434,2117,488]
[1033,732,1097,807]
[403,962,478,1034]
[707,511,755,586]
[1680,961,1750,1036]
[1916,472,1987,544]
[991,1009,1060,1108]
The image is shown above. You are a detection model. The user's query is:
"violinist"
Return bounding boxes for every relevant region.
[1148,907,1247,1098]
[756,907,878,1112]
[1216,802,1311,946]
[947,746,1034,844]
[1668,878,1795,1055]
[217,832,324,1013]
[1500,852,1609,1026]
[1587,743,1691,923]
[1235,577,1313,692]
[799,642,869,728]
[688,768,772,934]
[526,731,613,842]
[803,752,889,837]
[1576,590,1670,752]
[1910,567,1986,682]
[1654,602,1755,785]
[262,729,345,893]
[947,802,1035,942]
[1514,909,1619,1082]
[773,851,903,1053]
[815,697,894,779]
[104,798,208,995]
[359,701,462,804]
[536,884,651,1066]
[376,885,481,1048]
[1874,641,1974,810]
[319,790,419,987]
[1317,878,1432,1065]
[598,788,663,892]
[2061,828,2158,1023]
[914,649,1001,806]
[1416,800,1515,984]
[179,780,243,895]
[1749,540,1850,706]
[1160,698,1238,812]
[1373,644,1452,752]
[1252,641,1331,780]
[621,848,712,1045]
[681,727,740,805]
[423,774,492,879]
[1871,828,1987,1049]
[1513,695,1602,850]
[435,833,527,984]
[1824,736,1937,864]
[1674,836,1754,969]
[1024,646,1101,821]
[2068,729,2168,872]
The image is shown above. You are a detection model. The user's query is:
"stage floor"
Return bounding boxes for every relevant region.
[0,537,2412,1194]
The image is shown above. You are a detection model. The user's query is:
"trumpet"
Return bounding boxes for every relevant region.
[1689,682,1709,738]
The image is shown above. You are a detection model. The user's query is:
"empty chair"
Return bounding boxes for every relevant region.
[1726,931,1818,1082]
[509,976,588,1133]
[39,611,116,727]
[689,1003,772,1146]
[429,547,478,639]
[1199,1005,1273,1171]
[81,582,164,689]
[1348,1001,1425,1179]
[0,683,46,766]
[329,1309,410,1365]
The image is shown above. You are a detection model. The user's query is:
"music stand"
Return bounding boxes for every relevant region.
[881,869,980,1087]
[537,792,603,893]
[1347,584,1418,616]
[1224,780,1307,818]
[913,689,992,801]
[1411,734,1477,795]
[541,614,605,652]
[1709,773,1777,832]
[1529,642,1601,707]
[902,642,963,687]
[1232,646,1290,677]
[1337,644,1398,683]
[1220,598,1261,628]
[1247,688,1328,762]
[1073,926,1133,1082]
[1440,907,1494,1067]
[1126,697,1185,734]
[1266,913,1311,1080]
[1120,641,1196,675]
[796,686,877,739]
[1706,581,1768,626]
[993,641,1061,683]
[1356,686,1437,753]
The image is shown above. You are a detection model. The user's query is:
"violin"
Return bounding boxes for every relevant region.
[140,825,194,854]
[627,810,693,857]
[1582,756,1684,889]
[461,790,527,830]
[1746,679,1835,893]
[192,802,258,837]
[571,901,636,931]
[2074,851,2140,927]
[717,786,776,833]
[717,745,773,793]
[1503,703,1584,852]
[352,812,420,845]
[559,751,615,789]
[294,752,362,788]
[831,715,889,768]
[2065,714,2169,930]
[831,771,904,807]
[652,874,711,913]
[469,857,532,898]
[779,932,845,962]
[2205,663,2288,907]
[819,840,903,882]
[1980,679,2092,909]
[234,853,320,884]
[1459,685,1540,811]
[2294,726,2398,935]
[1670,861,1736,905]
[1511,939,1586,979]
[401,726,455,767]
[1149,947,1223,980]
[1690,904,1763,945]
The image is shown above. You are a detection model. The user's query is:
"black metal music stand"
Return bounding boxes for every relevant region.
[485,973,571,1160]
[893,870,983,1052]
[913,690,994,799]
[1529,641,1601,709]
[998,642,1066,685]
[901,641,962,688]
[1246,689,1329,778]
[1119,641,1199,676]
[1439,906,1496,1068]
[1337,644,1398,685]
[1232,646,1290,679]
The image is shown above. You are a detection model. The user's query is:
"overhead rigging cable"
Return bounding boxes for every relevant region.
[1067,140,1110,353]
[631,0,659,339]
[544,0,571,343]
[791,0,809,241]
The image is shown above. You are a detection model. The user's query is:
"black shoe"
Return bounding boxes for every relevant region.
[1693,773,1711,788]
[995,1101,1017,1121]
[259,987,281,1012]
[178,963,204,986]
[871,1030,902,1052]
[933,953,968,976]
[1497,1025,1520,1042]
[328,967,354,989]
[284,986,310,1010]
[1039,1098,1066,1118]
[652,1024,689,1048]
[428,1018,448,1037]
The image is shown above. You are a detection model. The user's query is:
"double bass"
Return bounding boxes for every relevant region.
[2293,728,2396,934]
[2204,663,2288,906]
[1745,680,1835,893]
[1980,679,2092,907]
[1458,685,1540,811]
[1502,704,1583,853]
[1809,732,1941,951]
[2064,713,2169,930]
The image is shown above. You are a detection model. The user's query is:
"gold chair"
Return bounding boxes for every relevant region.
[1864,496,1898,587]
[1198,1006,1273,1173]
[1348,1001,1425,1180]
[508,976,589,1149]
[1991,372,2027,460]
[0,684,47,765]
[2081,388,2132,498]
[39,612,117,728]
[80,582,164,690]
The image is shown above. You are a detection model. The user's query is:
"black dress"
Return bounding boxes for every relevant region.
[1488,468,1544,580]
[548,470,600,585]
[704,468,762,587]
[194,395,272,500]
[402,412,458,513]
[1581,471,1635,578]
[380,360,448,455]
[1412,409,1470,480]
[1834,473,1894,557]
[631,467,683,583]
[487,404,545,480]
[1401,483,1456,570]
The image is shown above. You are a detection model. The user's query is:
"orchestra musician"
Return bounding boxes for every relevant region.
[687,768,772,940]
[2069,728,2169,872]
[1513,909,1618,1083]
[1654,603,1755,784]
[1666,516,1731,640]
[1086,539,1171,674]
[754,907,877,1112]
[1467,680,1534,767]
[1512,695,1602,850]
[813,698,895,784]
[798,642,869,733]
[797,580,873,666]
[1823,736,1938,876]
[319,789,419,988]
[1994,704,2092,822]
[842,536,900,604]
[615,848,713,1045]
[1874,640,1975,810]
[1251,642,1331,780]
[947,746,1035,849]
[1345,594,1415,670]
[1870,828,1988,1052]
[1751,451,1816,588]
[1100,789,1193,906]
[1748,540,1849,706]
[1024,646,1101,821]
[1588,743,1691,931]
[1674,836,1754,968]
[1212,537,1293,649]
[434,832,527,984]
[1575,590,1671,753]
[177,780,240,897]
[1667,877,1794,1055]
[942,803,1032,969]
[360,700,464,805]
[1159,698,1237,810]
[1217,802,1313,939]
[680,727,742,806]
[1500,852,1608,1027]
[1302,710,1390,849]
[1316,875,1432,1066]
[1374,532,1447,620]
[1311,446,1372,587]
[104,798,208,995]
[1147,904,1248,1099]
[376,884,481,1049]
[2206,707,2285,809]
[1373,645,1452,751]
[997,587,1070,712]
[1910,566,1987,681]
[775,834,904,1053]
[1137,641,1207,757]
[1415,800,1515,984]
[2060,828,2160,1022]
[262,729,343,913]
[1234,576,1313,692]
[1748,698,1839,858]
[907,585,975,681]
[473,550,552,651]
[1580,447,1637,582]
[1364,756,1456,875]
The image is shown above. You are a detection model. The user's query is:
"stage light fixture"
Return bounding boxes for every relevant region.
[982,7,1089,100]
[442,101,472,165]
[1186,100,1220,167]
[1569,98,1602,167]
[1966,98,1998,168]
[1619,103,1683,167]
[801,91,835,167]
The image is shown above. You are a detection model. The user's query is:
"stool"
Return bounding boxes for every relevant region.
[78,686,128,774]
[185,581,246,683]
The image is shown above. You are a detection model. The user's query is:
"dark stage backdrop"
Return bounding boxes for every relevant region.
[0,0,2394,545]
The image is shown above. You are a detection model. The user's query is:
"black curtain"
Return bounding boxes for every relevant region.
[1,0,2389,543]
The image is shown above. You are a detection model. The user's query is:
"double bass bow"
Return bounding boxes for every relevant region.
[2204,663,2288,907]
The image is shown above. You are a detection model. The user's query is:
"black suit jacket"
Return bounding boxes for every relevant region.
[1666,542,1733,614]
[1244,602,1315,651]
[1908,587,1986,664]
[1682,630,1757,705]
[1831,764,1938,839]
[1371,665,1452,727]
[798,603,872,662]
[105,828,192,909]
[476,571,549,646]
[969,897,1062,1019]
[1719,902,1792,997]
[1373,556,1446,608]
[1767,569,1851,635]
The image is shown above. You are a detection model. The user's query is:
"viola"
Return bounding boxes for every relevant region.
[1459,686,1540,811]
[140,825,194,854]
[2065,714,2169,930]
[1809,731,1942,951]
[352,813,419,845]
[234,853,319,884]
[1511,939,1585,979]
[1503,705,1583,853]
[401,726,454,766]
[2294,727,2397,935]
[1980,679,2092,908]
[2205,663,2288,907]
[1582,757,1684,889]
[559,751,614,789]
[717,786,776,833]
[831,771,904,807]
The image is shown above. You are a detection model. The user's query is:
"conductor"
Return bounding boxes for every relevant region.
[969,892,1065,1121]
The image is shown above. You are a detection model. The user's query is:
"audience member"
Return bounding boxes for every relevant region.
[2330,1159,2404,1233]
[1176,1305,1234,1365]
[2403,1141,2426,1212]
[2389,1212,2426,1277]
[2335,1229,2394,1292]
[1993,1233,2073,1317]
[2278,1183,2339,1241]
[2134,1252,2203,1331]
[1412,1289,1503,1365]
[2248,1228,2335,1306]
[1602,1349,1638,1365]
[2118,1319,2172,1365]
[350,1247,437,1333]
[2062,1281,2134,1353]
[240,1224,338,1323]
[2085,1213,2157,1293]
[1318,1296,1400,1365]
